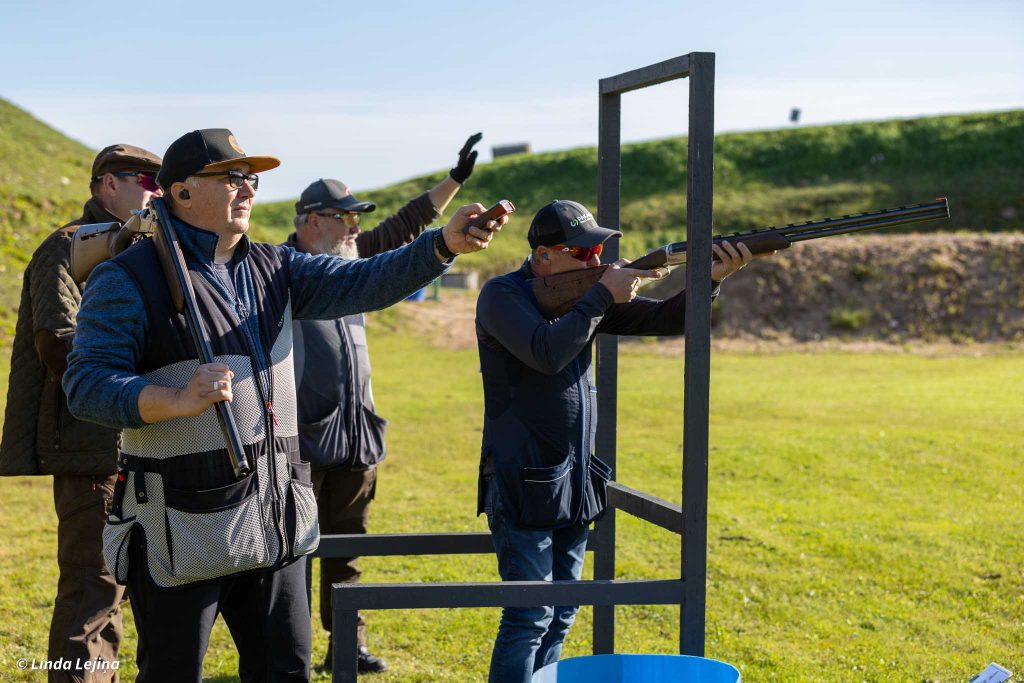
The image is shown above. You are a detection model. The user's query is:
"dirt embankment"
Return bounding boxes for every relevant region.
[648,234,1024,343]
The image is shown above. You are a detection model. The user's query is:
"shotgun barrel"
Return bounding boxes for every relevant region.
[630,198,950,269]
[149,198,251,479]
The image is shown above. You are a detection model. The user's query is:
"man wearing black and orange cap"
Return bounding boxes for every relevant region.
[64,128,504,681]
[0,143,162,682]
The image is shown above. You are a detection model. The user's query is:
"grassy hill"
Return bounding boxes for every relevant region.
[249,109,1024,278]
[2,98,1022,338]
[0,98,94,336]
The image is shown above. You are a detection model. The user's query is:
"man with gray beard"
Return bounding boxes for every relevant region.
[284,133,481,673]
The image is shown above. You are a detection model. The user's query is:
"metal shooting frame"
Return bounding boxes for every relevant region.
[320,52,717,681]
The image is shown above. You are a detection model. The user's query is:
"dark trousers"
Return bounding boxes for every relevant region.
[311,466,376,645]
[50,474,124,683]
[126,536,311,683]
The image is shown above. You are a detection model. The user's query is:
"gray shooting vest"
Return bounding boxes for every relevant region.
[101,234,319,588]
[293,313,388,472]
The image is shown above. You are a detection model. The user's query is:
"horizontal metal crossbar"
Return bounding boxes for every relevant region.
[599,54,692,95]
[314,532,598,558]
[314,532,492,557]
[607,482,683,534]
[333,578,684,610]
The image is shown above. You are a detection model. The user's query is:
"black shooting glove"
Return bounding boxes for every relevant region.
[450,132,482,184]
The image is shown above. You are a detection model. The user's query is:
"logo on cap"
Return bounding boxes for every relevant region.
[227,134,245,155]
[569,212,594,227]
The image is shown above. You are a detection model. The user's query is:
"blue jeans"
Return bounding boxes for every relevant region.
[486,484,589,683]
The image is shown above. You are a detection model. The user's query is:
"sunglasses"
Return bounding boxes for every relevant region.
[315,212,361,227]
[194,170,259,190]
[556,243,604,262]
[105,171,161,193]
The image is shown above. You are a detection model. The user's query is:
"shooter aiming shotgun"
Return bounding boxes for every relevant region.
[532,198,950,318]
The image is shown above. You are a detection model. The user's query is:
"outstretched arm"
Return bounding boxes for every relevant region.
[294,203,506,321]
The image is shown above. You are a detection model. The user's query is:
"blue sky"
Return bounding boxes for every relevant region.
[3,0,1022,201]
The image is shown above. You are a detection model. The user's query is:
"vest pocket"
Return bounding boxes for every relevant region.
[516,447,575,529]
[101,516,136,584]
[298,405,347,471]
[163,474,271,583]
[581,455,613,524]
[286,461,320,558]
[356,406,388,468]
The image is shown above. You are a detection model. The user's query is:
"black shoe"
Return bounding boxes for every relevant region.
[322,638,388,674]
[357,646,388,674]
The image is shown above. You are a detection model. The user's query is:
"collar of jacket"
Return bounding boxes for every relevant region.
[516,258,535,281]
[171,213,252,266]
[283,231,305,253]
[78,197,121,226]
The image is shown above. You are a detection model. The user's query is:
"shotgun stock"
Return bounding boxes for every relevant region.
[69,212,154,282]
[531,198,949,319]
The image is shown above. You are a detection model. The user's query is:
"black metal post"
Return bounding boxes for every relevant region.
[681,51,715,657]
[593,87,622,655]
[332,609,360,683]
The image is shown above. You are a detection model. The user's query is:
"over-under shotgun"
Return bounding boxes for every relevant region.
[531,198,950,319]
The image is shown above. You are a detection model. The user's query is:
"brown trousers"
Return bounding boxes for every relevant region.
[49,474,124,683]
[311,467,376,646]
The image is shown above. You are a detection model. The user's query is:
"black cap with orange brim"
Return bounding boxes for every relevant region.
[156,128,280,190]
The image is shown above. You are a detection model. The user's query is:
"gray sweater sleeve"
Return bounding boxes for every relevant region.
[290,228,450,321]
[63,260,152,429]
[476,278,615,375]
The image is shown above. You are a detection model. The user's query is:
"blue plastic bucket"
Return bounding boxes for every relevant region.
[404,287,427,302]
[532,654,740,682]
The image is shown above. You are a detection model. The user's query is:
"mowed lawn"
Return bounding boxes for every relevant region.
[0,323,1020,682]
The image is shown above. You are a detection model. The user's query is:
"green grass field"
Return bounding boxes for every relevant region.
[0,316,1020,681]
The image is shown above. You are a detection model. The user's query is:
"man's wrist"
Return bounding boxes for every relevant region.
[434,228,456,260]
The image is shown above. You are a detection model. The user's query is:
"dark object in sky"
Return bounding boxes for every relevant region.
[492,143,530,159]
[790,107,801,123]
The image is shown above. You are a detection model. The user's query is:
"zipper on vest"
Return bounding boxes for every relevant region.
[575,356,589,523]
[340,319,360,460]
[265,363,289,559]
[219,278,287,562]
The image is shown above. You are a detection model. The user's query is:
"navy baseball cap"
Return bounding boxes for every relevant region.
[528,200,621,248]
[295,179,377,215]
[157,128,280,190]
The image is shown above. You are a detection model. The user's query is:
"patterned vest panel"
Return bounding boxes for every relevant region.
[101,239,319,588]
